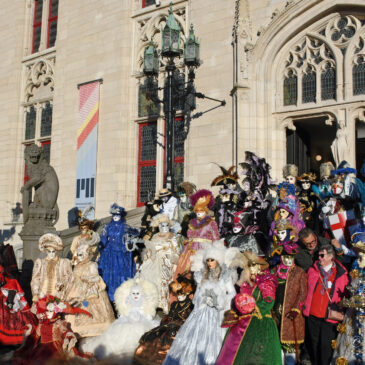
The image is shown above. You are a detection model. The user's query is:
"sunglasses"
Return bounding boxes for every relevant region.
[206,258,215,262]
[319,253,327,258]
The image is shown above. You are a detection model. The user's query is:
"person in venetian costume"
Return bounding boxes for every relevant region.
[65,240,115,338]
[216,251,282,365]
[163,240,237,365]
[31,233,72,302]
[138,214,180,314]
[80,277,159,363]
[98,203,140,302]
[332,232,365,365]
[12,295,92,365]
[173,189,220,278]
[271,249,308,365]
[134,272,196,365]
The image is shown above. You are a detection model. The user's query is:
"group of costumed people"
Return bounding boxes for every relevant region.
[1,151,365,365]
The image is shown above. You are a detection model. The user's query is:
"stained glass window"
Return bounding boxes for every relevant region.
[41,141,51,163]
[48,0,58,48]
[302,69,316,103]
[353,57,365,95]
[32,0,43,53]
[321,65,336,100]
[138,122,157,206]
[283,71,297,105]
[40,102,52,137]
[25,106,36,140]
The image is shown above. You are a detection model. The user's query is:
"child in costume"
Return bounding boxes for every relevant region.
[163,240,237,365]
[134,273,196,364]
[216,251,282,365]
[98,203,140,302]
[12,295,92,365]
[80,277,159,363]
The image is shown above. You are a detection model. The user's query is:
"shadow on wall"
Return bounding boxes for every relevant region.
[0,226,16,243]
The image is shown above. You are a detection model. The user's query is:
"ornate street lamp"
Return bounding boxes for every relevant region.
[184,24,200,67]
[161,4,182,58]
[143,41,159,76]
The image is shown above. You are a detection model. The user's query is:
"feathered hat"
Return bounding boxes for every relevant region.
[38,233,63,252]
[177,182,197,197]
[150,213,172,228]
[77,205,95,229]
[351,232,365,254]
[169,272,196,296]
[110,203,126,217]
[190,189,215,213]
[274,218,294,231]
[282,164,298,178]
[211,165,238,187]
[297,172,316,183]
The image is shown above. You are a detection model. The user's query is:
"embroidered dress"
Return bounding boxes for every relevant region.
[216,270,282,365]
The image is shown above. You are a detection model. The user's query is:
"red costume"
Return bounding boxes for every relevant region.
[13,295,92,365]
[0,265,37,345]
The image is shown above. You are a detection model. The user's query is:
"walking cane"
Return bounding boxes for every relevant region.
[292,317,300,364]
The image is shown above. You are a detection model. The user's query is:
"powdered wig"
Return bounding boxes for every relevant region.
[150,213,172,228]
[114,278,158,319]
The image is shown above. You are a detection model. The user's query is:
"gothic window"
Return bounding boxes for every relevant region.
[173,118,185,186]
[137,121,157,206]
[142,0,155,8]
[283,71,297,105]
[302,68,316,103]
[32,0,59,53]
[353,56,365,95]
[40,102,53,137]
[321,64,336,100]
[25,106,36,141]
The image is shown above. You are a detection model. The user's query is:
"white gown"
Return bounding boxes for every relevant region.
[162,267,236,365]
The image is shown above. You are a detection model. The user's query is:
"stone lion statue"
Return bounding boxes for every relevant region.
[21,144,59,224]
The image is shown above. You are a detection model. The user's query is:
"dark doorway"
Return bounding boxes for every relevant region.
[286,117,336,176]
[356,120,365,180]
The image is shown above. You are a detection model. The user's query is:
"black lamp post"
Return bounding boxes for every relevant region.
[143,4,200,192]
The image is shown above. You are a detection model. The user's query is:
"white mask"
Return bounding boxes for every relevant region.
[113,215,121,222]
[131,288,141,302]
[277,230,288,242]
[196,211,206,219]
[159,222,170,233]
[286,175,296,185]
[177,294,187,302]
[358,252,365,269]
[233,226,243,234]
[46,248,56,260]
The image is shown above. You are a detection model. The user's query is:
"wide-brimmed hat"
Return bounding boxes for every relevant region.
[38,233,63,252]
[158,188,172,198]
[190,189,215,213]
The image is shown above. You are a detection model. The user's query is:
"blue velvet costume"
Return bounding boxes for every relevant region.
[98,207,139,302]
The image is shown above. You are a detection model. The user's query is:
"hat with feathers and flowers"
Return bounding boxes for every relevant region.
[189,189,215,213]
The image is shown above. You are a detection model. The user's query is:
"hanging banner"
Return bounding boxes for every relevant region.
[75,80,102,218]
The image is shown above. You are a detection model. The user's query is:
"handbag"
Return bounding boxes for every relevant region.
[318,272,344,322]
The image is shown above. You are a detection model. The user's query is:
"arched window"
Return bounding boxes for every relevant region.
[302,68,316,103]
[321,64,336,100]
[353,56,365,95]
[283,70,297,105]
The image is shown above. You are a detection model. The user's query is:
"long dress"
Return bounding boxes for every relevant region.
[65,260,115,337]
[138,232,180,313]
[163,267,236,365]
[98,220,139,301]
[216,270,282,365]
[173,216,220,278]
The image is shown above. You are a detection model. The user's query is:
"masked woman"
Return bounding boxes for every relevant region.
[163,240,236,365]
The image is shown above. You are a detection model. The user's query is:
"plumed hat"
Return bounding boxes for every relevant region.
[211,165,238,187]
[169,272,196,296]
[110,203,126,217]
[319,162,335,180]
[190,189,215,212]
[77,205,95,229]
[352,232,365,254]
[276,182,296,199]
[38,233,63,252]
[297,172,316,183]
[277,198,296,216]
[282,164,298,178]
[177,181,197,197]
[150,213,172,228]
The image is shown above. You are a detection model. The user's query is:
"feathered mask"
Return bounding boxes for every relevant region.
[110,203,126,217]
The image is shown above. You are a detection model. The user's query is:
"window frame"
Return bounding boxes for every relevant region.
[47,0,58,48]
[32,0,43,53]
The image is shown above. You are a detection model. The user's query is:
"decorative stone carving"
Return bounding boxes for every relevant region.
[24,57,55,102]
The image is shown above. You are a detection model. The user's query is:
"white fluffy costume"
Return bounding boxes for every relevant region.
[80,277,159,363]
[163,240,238,365]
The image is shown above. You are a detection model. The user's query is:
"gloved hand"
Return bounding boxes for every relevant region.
[286,310,299,320]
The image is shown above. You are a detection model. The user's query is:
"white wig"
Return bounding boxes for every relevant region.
[191,239,238,272]
[114,277,158,318]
